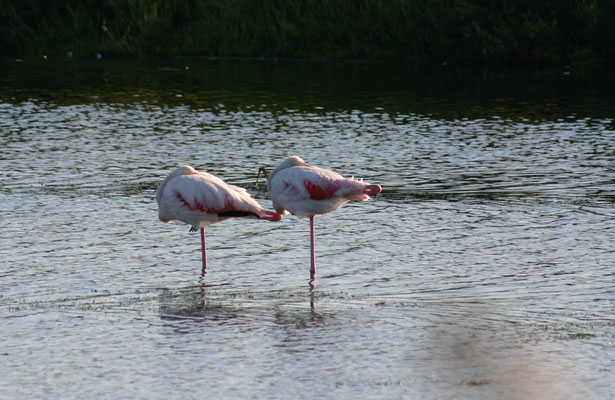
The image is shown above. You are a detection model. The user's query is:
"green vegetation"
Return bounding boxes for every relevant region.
[1,0,614,65]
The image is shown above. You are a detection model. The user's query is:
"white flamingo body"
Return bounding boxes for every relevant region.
[269,165,373,217]
[267,156,381,280]
[157,165,281,272]
[157,166,277,229]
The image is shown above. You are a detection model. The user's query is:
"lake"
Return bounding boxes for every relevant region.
[1,56,614,399]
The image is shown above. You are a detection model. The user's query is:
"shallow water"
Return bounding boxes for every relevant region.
[1,57,614,399]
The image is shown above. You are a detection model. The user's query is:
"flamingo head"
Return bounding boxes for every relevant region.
[267,156,308,189]
[156,165,198,204]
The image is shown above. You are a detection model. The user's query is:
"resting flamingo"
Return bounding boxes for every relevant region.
[157,165,281,273]
[267,156,382,281]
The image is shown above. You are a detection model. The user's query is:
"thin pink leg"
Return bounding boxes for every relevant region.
[310,216,316,281]
[200,228,207,274]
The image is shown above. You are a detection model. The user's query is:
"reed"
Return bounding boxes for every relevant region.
[1,0,613,65]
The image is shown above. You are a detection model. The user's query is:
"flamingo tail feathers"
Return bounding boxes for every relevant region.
[258,210,283,221]
[343,184,382,201]
[362,184,382,196]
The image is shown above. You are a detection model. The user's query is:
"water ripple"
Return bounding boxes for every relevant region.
[1,59,614,399]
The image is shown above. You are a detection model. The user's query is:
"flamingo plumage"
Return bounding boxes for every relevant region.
[157,165,281,273]
[267,156,382,281]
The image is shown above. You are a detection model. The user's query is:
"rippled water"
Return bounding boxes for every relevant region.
[1,57,614,399]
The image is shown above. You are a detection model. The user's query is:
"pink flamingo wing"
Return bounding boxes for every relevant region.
[166,174,239,214]
[175,191,240,214]
[304,180,341,200]
[276,166,344,201]
[301,167,381,201]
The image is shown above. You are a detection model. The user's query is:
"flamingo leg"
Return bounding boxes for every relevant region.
[200,228,207,274]
[310,216,316,281]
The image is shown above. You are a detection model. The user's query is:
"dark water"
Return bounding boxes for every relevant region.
[1,57,614,399]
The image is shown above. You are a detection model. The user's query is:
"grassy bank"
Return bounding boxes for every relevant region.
[1,0,614,65]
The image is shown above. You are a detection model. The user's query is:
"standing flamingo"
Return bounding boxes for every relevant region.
[267,156,382,281]
[157,165,282,273]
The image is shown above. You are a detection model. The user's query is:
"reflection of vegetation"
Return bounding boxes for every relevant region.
[1,0,614,64]
[1,56,614,121]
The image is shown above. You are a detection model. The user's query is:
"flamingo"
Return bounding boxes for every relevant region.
[157,165,282,273]
[267,156,382,281]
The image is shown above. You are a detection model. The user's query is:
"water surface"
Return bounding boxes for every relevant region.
[1,57,614,399]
